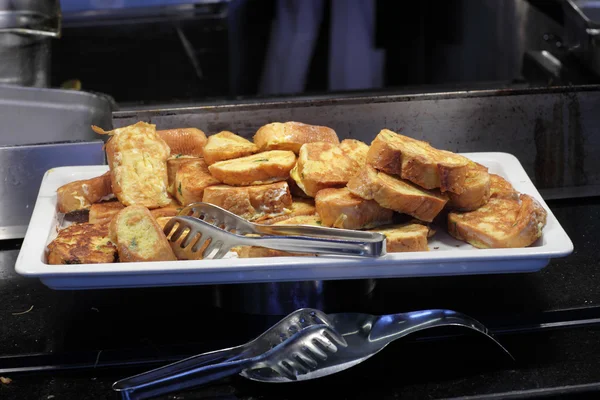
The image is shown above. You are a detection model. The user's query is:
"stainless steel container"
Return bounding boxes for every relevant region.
[0,0,61,87]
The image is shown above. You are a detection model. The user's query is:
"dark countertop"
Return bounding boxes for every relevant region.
[1,197,600,399]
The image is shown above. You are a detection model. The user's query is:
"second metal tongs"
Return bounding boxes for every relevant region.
[163,202,386,259]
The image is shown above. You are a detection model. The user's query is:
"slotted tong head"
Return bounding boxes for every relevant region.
[163,202,386,259]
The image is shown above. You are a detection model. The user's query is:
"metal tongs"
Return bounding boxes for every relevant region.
[162,202,386,259]
[113,308,513,399]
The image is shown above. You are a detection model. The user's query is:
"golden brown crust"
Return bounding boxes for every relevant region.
[166,157,199,196]
[174,159,220,206]
[202,181,292,221]
[203,131,259,165]
[347,165,448,222]
[96,122,171,209]
[448,194,547,248]
[290,142,361,197]
[46,223,117,264]
[150,197,183,219]
[489,174,519,200]
[315,187,393,229]
[367,129,470,193]
[57,172,113,213]
[208,150,296,186]
[110,205,176,262]
[253,121,340,153]
[447,163,491,211]
[157,128,207,157]
[89,200,125,225]
[339,139,369,167]
[369,222,431,252]
[258,198,316,224]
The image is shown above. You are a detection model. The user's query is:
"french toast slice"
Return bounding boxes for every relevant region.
[57,172,113,213]
[166,156,198,196]
[339,139,369,167]
[489,174,519,200]
[258,198,316,224]
[208,150,296,186]
[109,205,176,262]
[155,217,209,260]
[253,121,339,153]
[150,197,183,219]
[202,181,293,221]
[289,142,361,197]
[315,187,394,229]
[347,165,448,222]
[274,214,322,226]
[157,128,207,157]
[367,129,470,193]
[369,222,433,252]
[47,223,117,264]
[203,131,259,165]
[446,163,491,211]
[93,121,171,209]
[89,200,125,225]
[174,159,220,206]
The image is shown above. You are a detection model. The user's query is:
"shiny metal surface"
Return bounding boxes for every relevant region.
[112,309,336,400]
[113,86,600,193]
[0,141,105,240]
[0,0,61,87]
[243,309,512,383]
[0,84,114,146]
[164,214,386,259]
[113,308,509,399]
[178,202,385,240]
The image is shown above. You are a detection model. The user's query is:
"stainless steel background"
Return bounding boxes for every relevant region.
[113,86,600,192]
[0,141,106,240]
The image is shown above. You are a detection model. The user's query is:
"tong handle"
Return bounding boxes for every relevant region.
[113,346,249,400]
[246,234,385,257]
[254,223,385,241]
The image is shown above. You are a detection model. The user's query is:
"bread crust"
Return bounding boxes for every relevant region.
[89,200,125,225]
[57,172,113,213]
[339,139,369,167]
[109,205,176,262]
[254,121,339,153]
[347,165,448,222]
[447,163,491,211]
[367,129,470,193]
[166,157,199,196]
[208,150,296,186]
[47,223,117,264]
[174,159,220,206]
[202,181,292,221]
[203,131,259,165]
[369,222,431,252]
[290,142,361,197]
[258,198,316,224]
[448,194,547,248]
[157,128,207,157]
[315,187,394,229]
[94,122,171,209]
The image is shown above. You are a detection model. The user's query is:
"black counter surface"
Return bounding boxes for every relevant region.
[1,197,599,399]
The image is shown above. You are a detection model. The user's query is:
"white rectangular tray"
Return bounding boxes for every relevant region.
[15,152,573,290]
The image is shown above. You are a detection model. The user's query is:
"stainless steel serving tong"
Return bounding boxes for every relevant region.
[113,308,512,399]
[162,202,386,259]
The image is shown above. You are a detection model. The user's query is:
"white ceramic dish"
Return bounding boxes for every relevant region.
[15,152,574,290]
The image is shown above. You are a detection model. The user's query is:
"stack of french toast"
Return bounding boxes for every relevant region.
[46,121,547,265]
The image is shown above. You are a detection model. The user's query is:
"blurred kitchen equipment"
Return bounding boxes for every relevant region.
[563,0,600,74]
[0,0,61,87]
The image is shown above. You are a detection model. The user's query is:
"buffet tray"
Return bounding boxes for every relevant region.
[15,152,573,290]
